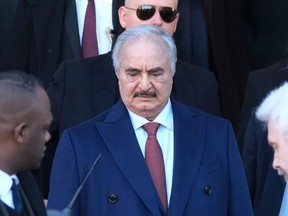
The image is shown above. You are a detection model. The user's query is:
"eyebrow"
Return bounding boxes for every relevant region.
[124,66,165,73]
[147,67,165,73]
[125,66,140,71]
[268,139,277,149]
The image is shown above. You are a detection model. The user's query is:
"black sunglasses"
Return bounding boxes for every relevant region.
[125,4,178,23]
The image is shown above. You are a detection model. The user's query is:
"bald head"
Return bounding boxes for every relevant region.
[119,0,179,35]
[0,71,52,174]
[0,71,42,125]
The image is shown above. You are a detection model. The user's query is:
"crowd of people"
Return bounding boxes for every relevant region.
[0,0,288,215]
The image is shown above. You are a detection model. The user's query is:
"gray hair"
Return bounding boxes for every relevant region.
[256,82,288,135]
[112,25,177,74]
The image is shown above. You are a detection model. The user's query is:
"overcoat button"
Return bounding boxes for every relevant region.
[204,186,212,195]
[108,194,118,203]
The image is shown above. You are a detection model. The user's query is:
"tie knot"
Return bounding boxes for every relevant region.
[143,122,160,135]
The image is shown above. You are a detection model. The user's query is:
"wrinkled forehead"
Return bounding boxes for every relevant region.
[121,36,168,57]
[268,119,288,144]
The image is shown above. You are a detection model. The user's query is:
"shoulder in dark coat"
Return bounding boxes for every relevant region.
[237,57,288,151]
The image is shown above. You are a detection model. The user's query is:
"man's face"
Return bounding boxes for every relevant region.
[21,88,52,170]
[116,38,174,120]
[119,0,179,35]
[268,119,288,182]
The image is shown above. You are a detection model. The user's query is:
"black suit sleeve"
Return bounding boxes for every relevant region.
[0,0,31,72]
[35,61,67,198]
[241,109,258,204]
[173,62,221,116]
[236,74,258,152]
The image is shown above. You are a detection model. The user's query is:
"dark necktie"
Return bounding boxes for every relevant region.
[11,179,23,213]
[82,0,98,57]
[143,122,168,212]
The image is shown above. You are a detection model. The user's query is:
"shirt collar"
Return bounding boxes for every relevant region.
[128,99,173,130]
[0,170,19,197]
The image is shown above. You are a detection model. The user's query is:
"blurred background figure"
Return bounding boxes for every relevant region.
[175,0,250,128]
[237,58,288,151]
[240,0,288,71]
[0,0,124,88]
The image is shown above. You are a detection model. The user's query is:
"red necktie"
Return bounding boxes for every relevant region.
[143,122,168,212]
[82,0,98,57]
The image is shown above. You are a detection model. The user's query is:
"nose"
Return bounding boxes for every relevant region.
[272,153,279,170]
[150,10,163,26]
[138,74,152,90]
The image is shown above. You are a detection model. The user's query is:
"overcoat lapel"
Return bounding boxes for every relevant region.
[64,0,81,58]
[169,101,205,215]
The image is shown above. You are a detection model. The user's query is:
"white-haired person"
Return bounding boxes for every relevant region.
[256,82,288,216]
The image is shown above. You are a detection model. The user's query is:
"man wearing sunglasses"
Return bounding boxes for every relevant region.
[41,0,220,200]
[119,1,179,36]
[124,5,178,23]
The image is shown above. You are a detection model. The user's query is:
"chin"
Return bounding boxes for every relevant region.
[134,103,155,111]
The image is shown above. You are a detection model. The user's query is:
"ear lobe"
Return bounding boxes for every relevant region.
[14,123,27,143]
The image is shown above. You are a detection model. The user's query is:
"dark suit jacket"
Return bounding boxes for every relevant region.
[0,0,18,50]
[48,99,252,216]
[0,172,47,216]
[240,0,288,70]
[236,57,288,152]
[175,0,250,127]
[0,0,124,88]
[37,52,220,198]
[242,110,286,216]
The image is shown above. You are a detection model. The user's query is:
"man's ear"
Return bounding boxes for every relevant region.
[118,6,128,29]
[14,123,27,143]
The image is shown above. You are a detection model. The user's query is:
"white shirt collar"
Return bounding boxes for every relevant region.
[128,99,173,130]
[0,170,19,198]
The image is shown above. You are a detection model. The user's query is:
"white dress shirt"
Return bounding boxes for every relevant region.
[75,0,113,54]
[0,170,19,209]
[279,183,288,216]
[128,99,174,204]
